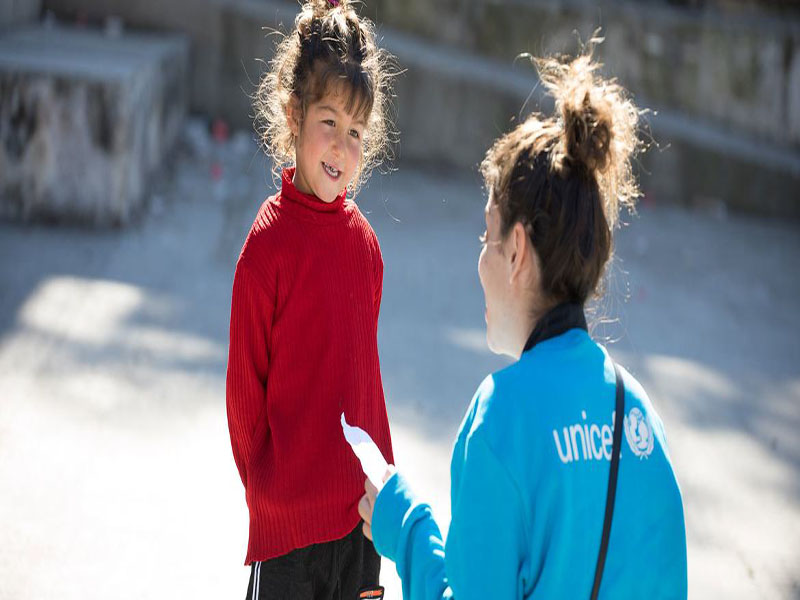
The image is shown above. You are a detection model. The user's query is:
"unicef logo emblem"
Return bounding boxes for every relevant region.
[624,408,654,459]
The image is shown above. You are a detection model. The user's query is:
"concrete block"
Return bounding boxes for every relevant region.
[0,25,189,225]
[42,0,295,124]
[43,0,225,116]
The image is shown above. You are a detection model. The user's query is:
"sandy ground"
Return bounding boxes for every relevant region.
[1,127,798,599]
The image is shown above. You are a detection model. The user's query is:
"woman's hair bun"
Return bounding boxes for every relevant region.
[533,32,642,223]
[562,89,612,173]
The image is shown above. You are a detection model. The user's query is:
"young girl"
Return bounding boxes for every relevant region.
[226,1,395,597]
[359,42,688,598]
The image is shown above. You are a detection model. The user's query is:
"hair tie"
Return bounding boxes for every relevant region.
[328,0,339,6]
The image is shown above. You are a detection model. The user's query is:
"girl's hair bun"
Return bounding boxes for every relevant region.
[310,0,347,16]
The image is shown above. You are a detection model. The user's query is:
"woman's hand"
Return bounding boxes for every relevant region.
[358,467,395,541]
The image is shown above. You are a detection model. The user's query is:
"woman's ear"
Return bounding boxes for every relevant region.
[508,221,530,285]
[286,95,301,137]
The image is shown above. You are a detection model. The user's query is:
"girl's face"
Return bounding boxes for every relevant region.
[478,197,515,356]
[289,86,366,203]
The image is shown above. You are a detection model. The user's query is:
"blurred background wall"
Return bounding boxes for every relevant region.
[1,0,799,222]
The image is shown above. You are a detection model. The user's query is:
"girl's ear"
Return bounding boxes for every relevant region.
[286,95,301,137]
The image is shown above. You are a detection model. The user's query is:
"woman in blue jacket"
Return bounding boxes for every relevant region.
[359,42,688,599]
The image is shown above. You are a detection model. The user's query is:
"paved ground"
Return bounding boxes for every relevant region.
[1,127,799,599]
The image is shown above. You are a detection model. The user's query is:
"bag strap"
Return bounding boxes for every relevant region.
[590,363,626,600]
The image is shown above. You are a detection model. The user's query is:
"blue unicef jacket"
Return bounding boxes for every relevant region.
[372,305,687,599]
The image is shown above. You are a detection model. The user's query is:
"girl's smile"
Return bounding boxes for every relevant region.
[322,161,341,179]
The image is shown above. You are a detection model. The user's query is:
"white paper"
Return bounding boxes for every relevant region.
[341,412,389,489]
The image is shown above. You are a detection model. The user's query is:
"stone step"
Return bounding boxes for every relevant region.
[0,24,189,225]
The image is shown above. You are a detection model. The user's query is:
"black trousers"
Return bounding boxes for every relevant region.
[245,522,382,600]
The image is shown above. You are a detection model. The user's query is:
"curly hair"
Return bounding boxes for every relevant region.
[480,34,643,306]
[254,0,396,195]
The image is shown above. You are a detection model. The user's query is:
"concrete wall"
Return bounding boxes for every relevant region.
[46,0,800,148]
[40,0,800,217]
[0,0,40,29]
[365,0,800,152]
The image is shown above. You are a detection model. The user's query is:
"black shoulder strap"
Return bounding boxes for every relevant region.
[590,363,625,600]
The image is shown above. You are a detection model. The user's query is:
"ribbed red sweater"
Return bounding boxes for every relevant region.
[226,168,394,565]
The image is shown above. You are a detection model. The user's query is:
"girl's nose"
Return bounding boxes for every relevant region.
[330,133,345,158]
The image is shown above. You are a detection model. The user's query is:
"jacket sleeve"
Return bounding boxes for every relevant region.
[225,259,274,488]
[445,435,528,598]
[372,435,527,600]
[372,472,452,600]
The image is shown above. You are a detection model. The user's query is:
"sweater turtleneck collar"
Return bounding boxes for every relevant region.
[279,167,347,216]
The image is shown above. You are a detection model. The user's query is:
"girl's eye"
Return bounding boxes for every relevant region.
[323,119,335,126]
[349,129,360,139]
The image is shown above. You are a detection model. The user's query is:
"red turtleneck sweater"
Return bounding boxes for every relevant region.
[226,168,394,564]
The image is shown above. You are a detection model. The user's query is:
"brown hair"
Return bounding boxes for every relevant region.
[480,36,642,306]
[254,0,395,195]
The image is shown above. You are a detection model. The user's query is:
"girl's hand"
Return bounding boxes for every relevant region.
[358,466,396,541]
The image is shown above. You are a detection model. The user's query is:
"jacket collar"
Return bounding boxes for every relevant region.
[523,302,587,353]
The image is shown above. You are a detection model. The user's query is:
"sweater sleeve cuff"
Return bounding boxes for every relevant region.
[372,471,418,563]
